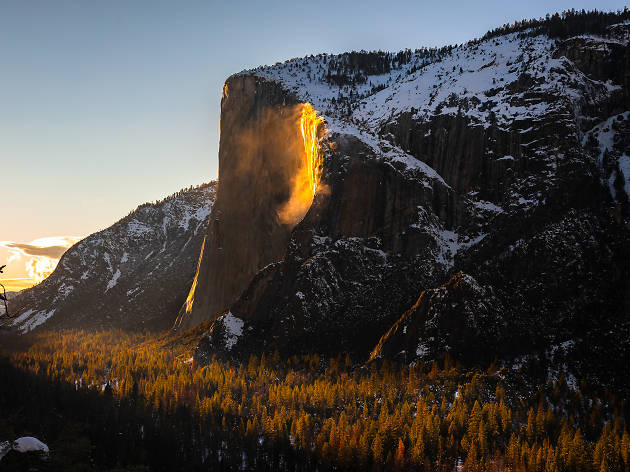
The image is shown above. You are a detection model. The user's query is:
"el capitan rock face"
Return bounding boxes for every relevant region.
[174,76,307,331]
[192,17,630,391]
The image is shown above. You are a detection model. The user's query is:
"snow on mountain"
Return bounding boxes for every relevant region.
[192,16,629,388]
[4,183,217,332]
[239,21,630,263]
[247,28,618,158]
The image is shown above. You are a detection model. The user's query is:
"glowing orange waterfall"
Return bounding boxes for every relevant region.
[300,102,324,196]
[277,103,324,225]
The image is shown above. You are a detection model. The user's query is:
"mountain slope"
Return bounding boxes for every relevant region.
[5,183,216,332]
[190,13,630,392]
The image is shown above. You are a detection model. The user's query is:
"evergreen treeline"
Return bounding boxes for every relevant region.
[116,181,217,225]
[278,8,630,92]
[322,46,455,87]
[481,8,630,41]
[0,330,628,471]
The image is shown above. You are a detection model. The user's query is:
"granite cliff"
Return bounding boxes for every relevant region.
[6,14,629,394]
[190,16,630,392]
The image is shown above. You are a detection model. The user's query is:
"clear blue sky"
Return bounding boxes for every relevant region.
[2,0,628,243]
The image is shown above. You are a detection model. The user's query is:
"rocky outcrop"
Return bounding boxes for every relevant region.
[465,209,630,353]
[381,113,521,198]
[369,272,505,364]
[372,208,630,372]
[554,36,629,89]
[4,183,216,332]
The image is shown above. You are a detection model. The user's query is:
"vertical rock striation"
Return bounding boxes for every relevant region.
[190,18,630,394]
[175,76,305,330]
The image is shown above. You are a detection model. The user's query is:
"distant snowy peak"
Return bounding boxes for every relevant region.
[66,183,216,287]
[7,183,217,333]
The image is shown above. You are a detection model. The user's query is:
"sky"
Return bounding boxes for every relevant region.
[1,0,628,290]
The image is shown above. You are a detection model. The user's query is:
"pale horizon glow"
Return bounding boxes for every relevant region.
[0,236,83,291]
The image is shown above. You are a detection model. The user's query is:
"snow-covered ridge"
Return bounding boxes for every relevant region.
[242,26,626,163]
[6,182,217,332]
[233,22,630,265]
[56,183,216,296]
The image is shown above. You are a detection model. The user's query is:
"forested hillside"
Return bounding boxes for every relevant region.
[0,330,628,471]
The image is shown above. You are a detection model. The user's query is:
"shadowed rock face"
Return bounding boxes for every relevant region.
[175,76,305,330]
[196,132,457,357]
[369,272,505,365]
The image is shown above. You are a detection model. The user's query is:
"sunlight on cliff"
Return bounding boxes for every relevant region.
[184,236,205,314]
[301,103,324,197]
[277,103,325,225]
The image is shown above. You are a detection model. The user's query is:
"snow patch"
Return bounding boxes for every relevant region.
[0,437,49,461]
[416,343,429,357]
[127,219,153,237]
[472,199,504,213]
[221,311,244,350]
[18,309,56,333]
[106,269,121,292]
[10,308,35,326]
[14,437,49,454]
[103,252,112,272]
[618,154,630,198]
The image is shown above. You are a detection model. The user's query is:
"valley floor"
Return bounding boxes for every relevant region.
[0,330,628,471]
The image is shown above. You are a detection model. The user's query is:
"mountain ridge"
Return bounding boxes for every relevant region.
[4,182,216,332]
[187,11,630,396]
[4,11,629,396]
